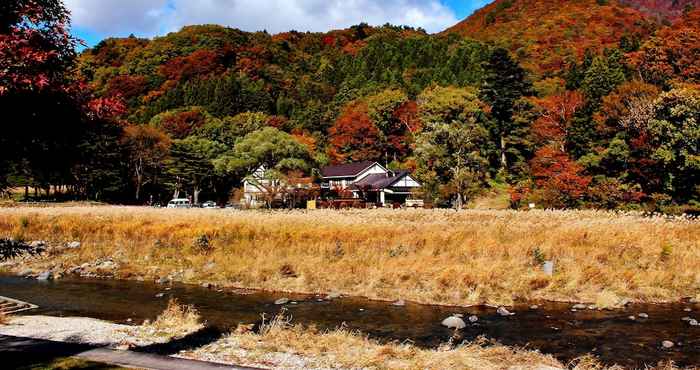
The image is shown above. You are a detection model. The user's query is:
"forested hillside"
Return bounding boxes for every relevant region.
[2,0,699,212]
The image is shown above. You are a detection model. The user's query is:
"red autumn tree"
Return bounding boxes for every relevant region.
[531,91,585,150]
[105,75,149,100]
[529,146,592,208]
[0,0,78,95]
[151,108,209,139]
[327,102,383,163]
[159,49,223,82]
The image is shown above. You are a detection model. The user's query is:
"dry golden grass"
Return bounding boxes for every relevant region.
[137,299,204,340]
[0,312,8,325]
[1,206,699,306]
[179,312,680,370]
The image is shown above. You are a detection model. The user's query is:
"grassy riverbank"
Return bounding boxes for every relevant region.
[1,206,699,306]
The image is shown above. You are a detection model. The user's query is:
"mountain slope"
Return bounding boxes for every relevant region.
[444,0,656,76]
[620,0,700,21]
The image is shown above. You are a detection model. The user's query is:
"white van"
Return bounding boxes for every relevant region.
[167,198,192,208]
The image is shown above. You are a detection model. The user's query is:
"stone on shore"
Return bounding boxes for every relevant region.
[275,298,290,305]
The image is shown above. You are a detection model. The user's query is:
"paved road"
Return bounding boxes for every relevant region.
[0,335,259,370]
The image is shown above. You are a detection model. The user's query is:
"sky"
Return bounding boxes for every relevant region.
[66,0,492,48]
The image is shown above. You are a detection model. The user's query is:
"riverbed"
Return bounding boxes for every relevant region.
[1,275,698,368]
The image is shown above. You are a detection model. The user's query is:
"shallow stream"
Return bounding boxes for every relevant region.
[1,275,698,368]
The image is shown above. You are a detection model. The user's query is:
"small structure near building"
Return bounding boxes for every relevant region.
[242,166,316,208]
[320,161,423,207]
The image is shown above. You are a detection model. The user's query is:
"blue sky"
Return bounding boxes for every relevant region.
[66,0,491,48]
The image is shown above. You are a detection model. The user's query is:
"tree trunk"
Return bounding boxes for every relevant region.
[135,158,143,202]
[500,134,508,171]
[193,186,201,205]
[455,193,463,210]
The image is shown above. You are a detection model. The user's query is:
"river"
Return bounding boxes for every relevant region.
[1,275,698,368]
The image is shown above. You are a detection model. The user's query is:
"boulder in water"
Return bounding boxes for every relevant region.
[275,298,290,305]
[441,316,466,329]
[497,306,515,316]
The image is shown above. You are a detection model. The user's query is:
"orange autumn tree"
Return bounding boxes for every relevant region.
[327,102,383,163]
[528,146,592,208]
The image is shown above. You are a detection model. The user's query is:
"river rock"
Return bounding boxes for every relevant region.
[392,299,406,307]
[689,319,699,326]
[572,304,587,310]
[684,308,692,312]
[543,261,554,276]
[155,293,165,298]
[682,317,692,322]
[468,315,479,323]
[325,292,342,300]
[275,298,290,305]
[638,313,649,319]
[36,271,52,281]
[662,340,674,349]
[29,241,46,248]
[201,282,212,289]
[530,305,539,310]
[155,277,169,284]
[497,307,515,316]
[66,241,81,249]
[98,260,116,270]
[690,298,699,304]
[18,268,33,277]
[441,316,466,329]
[628,316,636,321]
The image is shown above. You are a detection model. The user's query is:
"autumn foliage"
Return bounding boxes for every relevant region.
[328,103,382,163]
[528,146,592,208]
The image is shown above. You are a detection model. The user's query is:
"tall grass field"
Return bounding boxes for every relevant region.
[1,206,698,306]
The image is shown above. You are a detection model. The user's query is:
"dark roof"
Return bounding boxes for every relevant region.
[353,171,414,190]
[321,161,377,178]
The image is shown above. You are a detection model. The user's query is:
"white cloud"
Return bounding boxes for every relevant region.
[65,0,169,35]
[65,0,460,38]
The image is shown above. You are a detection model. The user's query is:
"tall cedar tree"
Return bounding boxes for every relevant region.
[480,48,532,175]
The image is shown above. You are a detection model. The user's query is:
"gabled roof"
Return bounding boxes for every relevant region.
[353,171,419,190]
[321,161,378,178]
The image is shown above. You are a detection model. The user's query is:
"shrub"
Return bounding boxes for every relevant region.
[192,234,213,254]
[142,299,203,339]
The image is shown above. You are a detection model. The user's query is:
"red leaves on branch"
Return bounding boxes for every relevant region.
[0,1,77,95]
[87,96,127,121]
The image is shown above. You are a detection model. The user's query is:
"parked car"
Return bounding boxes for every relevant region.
[201,201,217,209]
[167,198,192,208]
[405,198,425,208]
